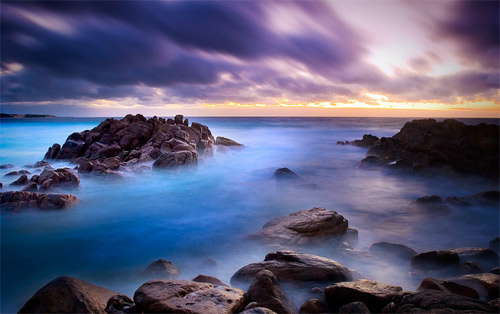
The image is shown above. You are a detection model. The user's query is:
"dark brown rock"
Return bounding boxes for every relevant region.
[448,273,499,301]
[338,301,370,314]
[22,182,38,192]
[18,276,117,313]
[38,167,80,189]
[216,136,243,146]
[352,134,379,148]
[369,242,417,261]
[10,174,28,186]
[153,151,197,169]
[105,294,136,314]
[324,279,402,312]
[141,259,179,279]
[26,161,51,168]
[490,267,500,275]
[489,237,499,254]
[248,269,298,314]
[102,157,121,170]
[174,114,184,124]
[192,274,228,287]
[451,247,499,270]
[253,207,349,246]
[460,261,484,274]
[299,298,323,313]
[240,307,277,314]
[273,168,301,181]
[395,290,493,312]
[1,191,78,212]
[0,163,15,169]
[411,250,460,271]
[417,277,479,299]
[44,143,60,159]
[133,279,247,313]
[231,251,352,287]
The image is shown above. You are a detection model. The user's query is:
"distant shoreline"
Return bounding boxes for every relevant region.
[0,113,56,118]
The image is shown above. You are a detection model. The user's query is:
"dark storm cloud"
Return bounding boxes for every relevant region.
[433,0,499,70]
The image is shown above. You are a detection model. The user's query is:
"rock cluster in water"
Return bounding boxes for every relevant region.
[342,119,499,178]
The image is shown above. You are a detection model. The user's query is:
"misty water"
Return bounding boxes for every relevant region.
[1,117,498,312]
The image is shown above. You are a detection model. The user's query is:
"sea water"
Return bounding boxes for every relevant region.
[1,117,498,312]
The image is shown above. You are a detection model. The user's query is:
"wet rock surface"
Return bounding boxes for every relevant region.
[19,276,117,314]
[368,242,417,262]
[141,259,179,280]
[1,191,78,212]
[395,290,494,313]
[247,269,298,314]
[133,279,247,314]
[417,277,480,299]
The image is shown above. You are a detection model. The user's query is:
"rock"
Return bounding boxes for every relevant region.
[216,136,243,146]
[105,294,136,314]
[448,273,500,301]
[4,170,30,176]
[174,114,184,124]
[409,195,450,213]
[299,298,323,313]
[0,182,2,189]
[338,301,370,314]
[25,161,51,168]
[18,276,118,313]
[153,151,197,169]
[133,279,247,313]
[417,277,479,299]
[43,143,60,159]
[368,242,417,261]
[490,267,500,275]
[247,269,298,314]
[364,119,500,178]
[324,279,402,312]
[273,168,301,181]
[22,182,38,192]
[10,174,28,186]
[460,261,484,274]
[359,156,386,168]
[451,247,499,270]
[411,250,460,272]
[231,251,352,287]
[102,157,121,170]
[489,237,499,254]
[395,290,493,312]
[0,163,15,169]
[489,298,500,312]
[252,207,349,246]
[38,167,80,189]
[192,274,228,287]
[141,259,179,279]
[240,307,277,314]
[352,134,379,148]
[1,191,78,212]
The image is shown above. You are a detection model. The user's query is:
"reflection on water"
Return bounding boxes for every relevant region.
[1,117,498,312]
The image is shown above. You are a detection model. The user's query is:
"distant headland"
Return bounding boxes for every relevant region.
[0,113,56,118]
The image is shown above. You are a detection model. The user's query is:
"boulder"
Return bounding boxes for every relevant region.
[450,247,499,270]
[460,261,484,275]
[324,279,402,312]
[273,168,301,181]
[395,290,493,312]
[417,277,479,299]
[411,250,460,272]
[18,276,117,313]
[338,301,370,314]
[351,134,379,148]
[368,242,417,261]
[153,151,197,169]
[5,170,30,176]
[174,114,184,124]
[141,259,179,279]
[10,174,28,186]
[192,274,228,287]
[409,195,450,213]
[25,161,51,168]
[0,163,15,169]
[247,270,298,314]
[105,294,136,314]
[38,167,80,189]
[252,207,349,246]
[1,191,78,212]
[299,298,324,313]
[448,273,500,301]
[43,143,60,159]
[102,157,121,170]
[133,279,247,313]
[22,182,38,192]
[240,307,277,314]
[489,237,499,254]
[216,136,243,146]
[231,251,352,287]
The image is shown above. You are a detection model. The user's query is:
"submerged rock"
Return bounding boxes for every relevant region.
[252,207,350,246]
[351,134,379,148]
[450,247,499,271]
[417,277,480,299]
[141,259,179,279]
[411,250,460,272]
[19,276,117,314]
[273,167,301,181]
[0,163,15,169]
[368,242,417,261]
[133,279,247,313]
[1,191,78,212]
[247,270,298,314]
[448,273,500,301]
[395,290,493,312]
[324,279,402,312]
[489,237,500,254]
[10,174,28,186]
[216,136,243,146]
[230,251,352,287]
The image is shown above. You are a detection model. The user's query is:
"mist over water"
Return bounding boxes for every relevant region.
[1,117,498,312]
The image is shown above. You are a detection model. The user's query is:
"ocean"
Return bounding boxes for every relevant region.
[1,117,498,312]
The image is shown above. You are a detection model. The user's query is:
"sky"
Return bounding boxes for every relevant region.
[0,0,499,117]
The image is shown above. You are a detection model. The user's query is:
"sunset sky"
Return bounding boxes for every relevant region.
[1,0,499,117]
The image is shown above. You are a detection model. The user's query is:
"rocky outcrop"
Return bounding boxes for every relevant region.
[350,119,499,178]
[448,273,500,301]
[44,114,217,170]
[5,170,31,176]
[0,163,15,169]
[368,242,417,261]
[417,277,480,299]
[18,276,117,313]
[247,270,298,314]
[395,290,494,312]
[324,279,402,312]
[38,167,80,190]
[351,134,379,148]
[216,136,243,146]
[133,279,247,313]
[9,174,28,186]
[1,191,78,212]
[230,251,352,287]
[252,207,353,246]
[141,259,179,280]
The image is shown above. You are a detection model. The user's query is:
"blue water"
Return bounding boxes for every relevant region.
[1,117,498,312]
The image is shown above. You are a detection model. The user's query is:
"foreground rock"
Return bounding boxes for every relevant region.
[368,242,417,262]
[44,114,218,170]
[37,167,80,190]
[448,273,500,301]
[133,279,247,313]
[395,290,494,312]
[105,294,136,314]
[192,274,228,287]
[324,279,402,312]
[450,247,499,271]
[1,191,78,212]
[252,207,353,246]
[19,276,117,313]
[231,251,352,287]
[352,119,499,178]
[140,259,179,280]
[411,250,460,273]
[247,270,298,314]
[417,277,480,299]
